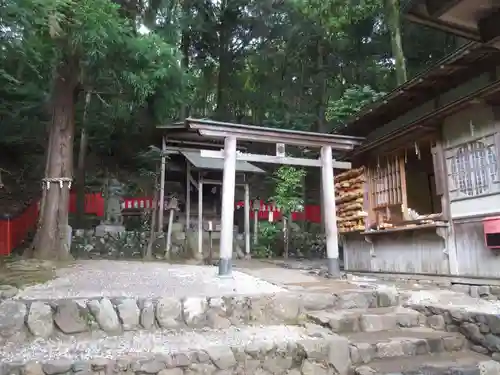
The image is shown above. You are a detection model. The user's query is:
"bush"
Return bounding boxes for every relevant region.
[289,223,326,258]
[253,221,280,258]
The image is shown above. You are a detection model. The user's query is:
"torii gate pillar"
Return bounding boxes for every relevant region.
[219,136,237,276]
[321,145,340,277]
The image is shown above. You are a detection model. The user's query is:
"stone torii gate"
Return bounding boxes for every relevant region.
[158,118,364,278]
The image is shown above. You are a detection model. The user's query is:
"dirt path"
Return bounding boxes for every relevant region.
[0,258,62,287]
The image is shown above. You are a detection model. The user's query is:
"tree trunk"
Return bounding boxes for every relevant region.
[385,0,407,85]
[215,17,232,121]
[312,41,327,226]
[315,41,327,133]
[215,53,231,121]
[33,58,79,260]
[75,91,92,228]
[179,0,190,119]
[179,34,190,119]
[282,215,289,259]
[24,114,55,258]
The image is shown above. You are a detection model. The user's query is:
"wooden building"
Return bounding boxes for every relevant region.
[338,42,500,278]
[404,0,500,48]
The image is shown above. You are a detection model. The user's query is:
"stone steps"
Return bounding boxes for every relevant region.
[0,325,351,375]
[305,299,484,372]
[346,328,467,365]
[0,289,399,343]
[2,281,487,375]
[306,306,426,333]
[0,321,481,375]
[353,351,497,375]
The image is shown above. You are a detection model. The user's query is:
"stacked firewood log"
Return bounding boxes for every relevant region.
[335,167,366,233]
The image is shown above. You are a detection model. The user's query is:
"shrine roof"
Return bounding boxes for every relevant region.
[166,149,265,174]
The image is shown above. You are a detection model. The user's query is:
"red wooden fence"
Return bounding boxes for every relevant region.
[0,193,321,256]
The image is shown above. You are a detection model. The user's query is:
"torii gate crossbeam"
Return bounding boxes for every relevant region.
[158,118,364,278]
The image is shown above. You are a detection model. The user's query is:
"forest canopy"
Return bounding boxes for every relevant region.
[0,0,460,258]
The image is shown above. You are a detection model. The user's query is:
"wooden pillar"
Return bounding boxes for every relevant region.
[158,136,167,232]
[165,208,175,258]
[165,197,178,259]
[219,136,237,276]
[244,183,251,258]
[186,161,191,231]
[198,174,203,256]
[253,208,259,246]
[320,145,340,277]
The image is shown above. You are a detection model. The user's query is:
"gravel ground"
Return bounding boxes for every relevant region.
[14,261,285,300]
[0,325,311,363]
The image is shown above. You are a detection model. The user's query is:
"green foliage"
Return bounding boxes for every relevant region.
[271,166,306,215]
[289,224,326,258]
[44,0,126,57]
[327,85,386,129]
[254,221,280,258]
[0,0,463,215]
[135,146,170,193]
[108,33,186,120]
[293,0,382,36]
[0,0,186,162]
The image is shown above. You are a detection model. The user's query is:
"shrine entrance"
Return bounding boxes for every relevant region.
[158,118,363,277]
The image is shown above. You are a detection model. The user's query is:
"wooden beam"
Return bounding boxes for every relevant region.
[198,175,203,256]
[197,128,356,150]
[185,160,191,231]
[165,143,247,152]
[200,178,246,187]
[199,150,352,170]
[244,183,251,258]
[478,9,500,44]
[352,80,500,156]
[186,118,363,150]
[158,137,167,232]
[405,11,480,41]
[425,0,462,18]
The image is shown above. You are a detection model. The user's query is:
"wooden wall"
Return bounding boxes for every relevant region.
[343,86,500,277]
[342,233,372,271]
[453,216,500,278]
[345,103,500,278]
[343,228,450,274]
[441,104,500,277]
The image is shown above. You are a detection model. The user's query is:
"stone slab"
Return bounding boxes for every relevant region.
[346,328,466,364]
[354,351,494,375]
[405,289,500,358]
[307,307,425,334]
[95,225,126,237]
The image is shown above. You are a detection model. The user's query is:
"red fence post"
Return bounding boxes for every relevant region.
[6,217,12,256]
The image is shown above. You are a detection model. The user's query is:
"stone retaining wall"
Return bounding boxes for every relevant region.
[272,261,500,302]
[406,300,500,360]
[71,230,167,259]
[363,273,500,301]
[0,290,397,343]
[450,284,500,301]
[0,336,351,375]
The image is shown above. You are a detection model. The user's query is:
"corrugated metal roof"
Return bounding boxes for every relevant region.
[180,151,265,173]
